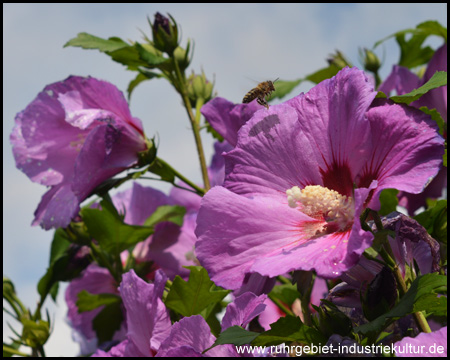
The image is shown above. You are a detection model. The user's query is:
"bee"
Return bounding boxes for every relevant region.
[242,78,279,109]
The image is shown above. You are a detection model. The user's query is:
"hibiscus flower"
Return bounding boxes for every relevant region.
[195,67,443,290]
[10,76,148,229]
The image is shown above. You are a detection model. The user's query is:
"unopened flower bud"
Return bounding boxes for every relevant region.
[317,300,353,338]
[186,70,215,106]
[173,45,191,72]
[151,12,179,55]
[327,50,352,68]
[362,266,397,321]
[360,47,381,73]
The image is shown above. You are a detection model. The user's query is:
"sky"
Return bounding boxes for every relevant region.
[3,3,447,356]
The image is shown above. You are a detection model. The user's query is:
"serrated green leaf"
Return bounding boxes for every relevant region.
[396,32,434,69]
[107,46,149,69]
[165,266,229,317]
[252,315,327,347]
[416,20,447,42]
[389,71,447,104]
[378,189,399,216]
[135,42,168,66]
[355,273,447,336]
[143,205,186,227]
[413,293,447,316]
[81,203,153,256]
[64,32,128,52]
[76,291,121,312]
[374,21,447,67]
[204,326,260,354]
[268,79,302,101]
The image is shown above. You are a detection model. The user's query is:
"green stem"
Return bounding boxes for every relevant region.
[157,157,206,195]
[172,58,211,191]
[268,293,294,317]
[3,345,30,357]
[276,275,292,285]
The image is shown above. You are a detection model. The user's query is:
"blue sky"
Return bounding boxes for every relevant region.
[3,3,447,356]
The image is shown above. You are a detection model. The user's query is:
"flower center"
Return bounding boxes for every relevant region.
[286,185,354,231]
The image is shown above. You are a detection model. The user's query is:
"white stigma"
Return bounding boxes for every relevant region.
[286,185,354,230]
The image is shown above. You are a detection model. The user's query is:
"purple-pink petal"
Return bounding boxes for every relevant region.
[394,326,447,357]
[156,315,235,357]
[201,97,261,147]
[221,292,267,331]
[359,99,444,210]
[119,269,171,356]
[378,65,421,96]
[195,185,373,289]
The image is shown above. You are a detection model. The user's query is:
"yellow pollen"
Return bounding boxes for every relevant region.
[286,185,354,229]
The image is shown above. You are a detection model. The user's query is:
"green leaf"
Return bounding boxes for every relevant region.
[143,205,186,227]
[204,326,260,354]
[252,315,327,347]
[418,106,445,136]
[355,273,447,336]
[413,293,447,316]
[64,33,129,52]
[414,199,447,245]
[127,71,162,100]
[37,229,88,300]
[416,20,447,42]
[76,290,121,312]
[389,71,447,104]
[92,301,124,344]
[268,79,302,101]
[378,189,399,216]
[374,21,447,68]
[305,64,341,84]
[81,200,153,256]
[107,46,149,69]
[395,32,434,69]
[135,42,168,66]
[165,266,229,317]
[269,283,301,306]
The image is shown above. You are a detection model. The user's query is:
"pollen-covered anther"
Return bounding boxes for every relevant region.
[286,185,354,230]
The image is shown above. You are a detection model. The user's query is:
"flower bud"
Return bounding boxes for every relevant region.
[317,300,353,338]
[360,47,381,73]
[186,70,215,106]
[362,266,397,321]
[151,12,179,55]
[327,50,352,68]
[173,44,192,72]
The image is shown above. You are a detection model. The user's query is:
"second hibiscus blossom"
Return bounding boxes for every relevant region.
[195,67,444,290]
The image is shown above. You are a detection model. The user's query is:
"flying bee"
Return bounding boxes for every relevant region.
[242,78,279,109]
